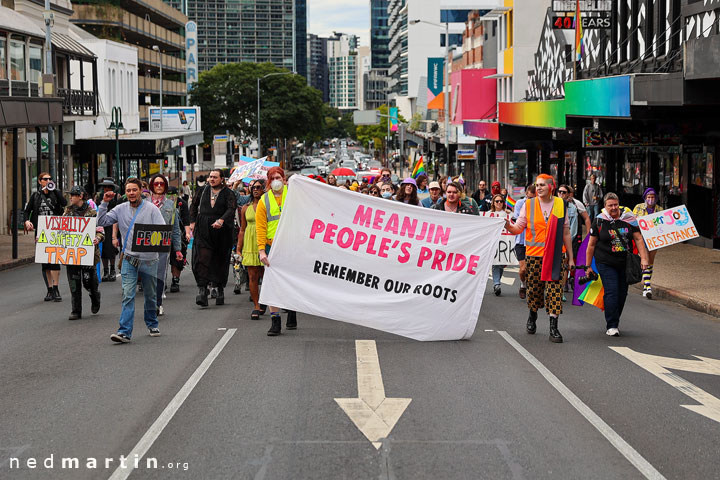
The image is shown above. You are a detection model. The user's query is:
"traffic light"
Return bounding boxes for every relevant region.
[163,157,169,168]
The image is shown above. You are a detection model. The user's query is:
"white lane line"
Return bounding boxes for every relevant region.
[497,331,666,480]
[108,328,237,480]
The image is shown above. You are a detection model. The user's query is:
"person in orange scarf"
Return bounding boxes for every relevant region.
[505,174,575,343]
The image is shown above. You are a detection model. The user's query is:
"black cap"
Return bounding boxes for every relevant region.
[69,185,86,196]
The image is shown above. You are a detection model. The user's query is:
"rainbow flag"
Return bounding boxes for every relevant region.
[506,194,516,210]
[572,235,605,311]
[411,156,426,177]
[575,2,584,61]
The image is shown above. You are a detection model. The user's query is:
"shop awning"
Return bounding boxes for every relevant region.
[0,97,63,128]
[76,131,204,156]
[51,32,96,59]
[0,7,45,39]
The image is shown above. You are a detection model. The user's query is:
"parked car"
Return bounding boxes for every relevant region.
[300,167,320,177]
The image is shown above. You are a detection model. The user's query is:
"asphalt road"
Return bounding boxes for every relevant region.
[0,262,718,480]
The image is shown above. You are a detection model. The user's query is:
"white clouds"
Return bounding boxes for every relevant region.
[308,0,370,46]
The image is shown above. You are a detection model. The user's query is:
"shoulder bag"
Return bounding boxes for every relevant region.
[622,231,642,285]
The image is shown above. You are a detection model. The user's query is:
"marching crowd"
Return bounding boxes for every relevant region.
[23,165,663,343]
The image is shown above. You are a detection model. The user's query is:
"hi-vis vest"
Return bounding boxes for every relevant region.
[525,196,564,257]
[263,185,288,241]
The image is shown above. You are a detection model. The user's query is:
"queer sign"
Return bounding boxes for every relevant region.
[637,205,698,251]
[479,212,518,265]
[35,215,97,266]
[259,175,505,341]
[132,224,173,253]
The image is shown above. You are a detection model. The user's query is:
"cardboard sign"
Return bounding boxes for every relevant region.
[479,212,519,265]
[132,224,173,253]
[35,215,97,266]
[637,205,699,251]
[259,176,505,341]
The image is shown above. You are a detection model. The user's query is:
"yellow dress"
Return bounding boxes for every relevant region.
[241,204,262,267]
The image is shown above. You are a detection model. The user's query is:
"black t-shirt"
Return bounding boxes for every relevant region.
[589,217,639,269]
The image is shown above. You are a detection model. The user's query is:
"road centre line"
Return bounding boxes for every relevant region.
[498,331,666,480]
[108,328,237,480]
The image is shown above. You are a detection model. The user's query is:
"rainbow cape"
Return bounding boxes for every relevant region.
[412,156,426,177]
[506,194,516,210]
[572,234,604,310]
[539,197,566,282]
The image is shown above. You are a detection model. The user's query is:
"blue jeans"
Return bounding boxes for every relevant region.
[119,257,159,338]
[588,204,601,220]
[596,262,628,330]
[492,265,505,286]
[156,253,168,307]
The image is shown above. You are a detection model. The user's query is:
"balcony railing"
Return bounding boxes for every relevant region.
[58,88,97,116]
[0,80,40,97]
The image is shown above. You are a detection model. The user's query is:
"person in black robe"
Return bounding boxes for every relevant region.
[190,169,236,307]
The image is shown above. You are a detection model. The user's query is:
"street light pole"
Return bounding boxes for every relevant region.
[257,70,294,157]
[410,19,452,176]
[152,45,163,132]
[109,107,124,183]
[44,0,55,180]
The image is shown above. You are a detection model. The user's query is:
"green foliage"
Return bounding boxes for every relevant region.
[356,105,406,147]
[320,105,357,140]
[409,112,423,131]
[189,62,323,154]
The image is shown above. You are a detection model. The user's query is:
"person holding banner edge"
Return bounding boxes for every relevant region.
[505,174,575,343]
[98,178,167,343]
[149,174,183,316]
[256,166,297,336]
[63,186,103,320]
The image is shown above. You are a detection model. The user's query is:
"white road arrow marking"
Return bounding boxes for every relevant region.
[611,347,720,424]
[335,340,411,449]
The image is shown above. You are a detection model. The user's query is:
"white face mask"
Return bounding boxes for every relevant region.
[381,191,392,199]
[271,179,283,192]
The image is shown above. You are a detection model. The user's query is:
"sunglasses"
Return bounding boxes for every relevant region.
[558,190,568,194]
[494,200,504,203]
[41,177,52,181]
[251,186,263,190]
[369,191,380,195]
[152,181,165,186]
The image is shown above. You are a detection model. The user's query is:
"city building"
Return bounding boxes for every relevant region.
[71,0,187,130]
[387,0,499,119]
[307,33,329,102]
[165,0,307,77]
[327,33,359,112]
[356,46,371,110]
[370,0,390,69]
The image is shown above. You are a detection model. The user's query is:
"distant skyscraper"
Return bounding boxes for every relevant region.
[370,0,390,69]
[307,34,330,102]
[165,0,307,77]
[327,33,359,111]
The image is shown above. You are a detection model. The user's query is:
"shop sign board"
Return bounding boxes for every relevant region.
[583,129,681,148]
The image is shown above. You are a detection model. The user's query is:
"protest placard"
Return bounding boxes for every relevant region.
[259,176,505,341]
[228,157,265,184]
[131,224,173,253]
[479,211,518,265]
[35,215,97,266]
[637,205,698,251]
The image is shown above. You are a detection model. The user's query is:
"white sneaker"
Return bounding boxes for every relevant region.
[158,305,164,316]
[606,328,620,337]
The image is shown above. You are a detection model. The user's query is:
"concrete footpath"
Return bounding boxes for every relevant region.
[1,233,719,318]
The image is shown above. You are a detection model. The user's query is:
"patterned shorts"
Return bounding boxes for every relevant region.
[526,256,565,315]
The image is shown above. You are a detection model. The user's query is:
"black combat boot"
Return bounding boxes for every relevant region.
[267,314,281,336]
[215,286,225,305]
[286,310,297,330]
[196,286,208,307]
[170,276,180,293]
[108,265,117,282]
[90,290,101,314]
[52,286,62,302]
[526,310,537,334]
[549,316,563,343]
[44,287,54,302]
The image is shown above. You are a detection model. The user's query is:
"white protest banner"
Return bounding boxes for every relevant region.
[259,176,505,341]
[479,211,518,265]
[637,205,699,251]
[35,215,97,266]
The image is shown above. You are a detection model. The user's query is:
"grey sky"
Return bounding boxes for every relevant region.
[308,0,370,46]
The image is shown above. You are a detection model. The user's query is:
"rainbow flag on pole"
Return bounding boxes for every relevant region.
[506,194,516,210]
[411,156,426,178]
[575,1,584,61]
[572,235,604,311]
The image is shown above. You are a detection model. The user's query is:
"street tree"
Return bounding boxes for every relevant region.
[189,62,323,155]
[356,104,406,148]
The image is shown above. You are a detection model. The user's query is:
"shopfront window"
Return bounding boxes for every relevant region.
[583,150,606,186]
[621,148,648,195]
[563,152,577,191]
[508,150,527,189]
[29,44,42,83]
[689,146,714,189]
[10,38,25,81]
[0,36,7,79]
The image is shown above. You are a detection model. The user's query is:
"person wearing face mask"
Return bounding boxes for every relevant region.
[374,168,392,186]
[190,169,236,308]
[379,182,395,199]
[632,188,661,299]
[256,166,298,335]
